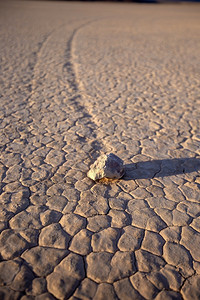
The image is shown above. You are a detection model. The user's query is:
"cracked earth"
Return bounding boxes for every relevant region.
[0,1,200,299]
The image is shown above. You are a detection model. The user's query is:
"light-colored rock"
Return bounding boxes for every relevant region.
[87,153,125,180]
[0,1,200,298]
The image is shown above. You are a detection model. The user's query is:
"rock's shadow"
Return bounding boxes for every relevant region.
[124,157,200,180]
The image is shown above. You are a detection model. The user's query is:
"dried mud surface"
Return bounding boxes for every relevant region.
[0,1,200,299]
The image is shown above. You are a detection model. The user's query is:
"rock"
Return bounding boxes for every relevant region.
[87,153,125,181]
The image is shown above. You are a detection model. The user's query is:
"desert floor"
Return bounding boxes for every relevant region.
[0,1,200,299]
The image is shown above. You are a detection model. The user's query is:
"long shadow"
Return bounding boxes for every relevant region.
[123,157,200,180]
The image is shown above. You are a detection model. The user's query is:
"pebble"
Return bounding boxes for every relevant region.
[87,153,125,181]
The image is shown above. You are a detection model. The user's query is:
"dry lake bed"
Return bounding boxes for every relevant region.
[0,1,200,299]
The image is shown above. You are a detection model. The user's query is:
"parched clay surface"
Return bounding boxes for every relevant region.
[0,1,200,299]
